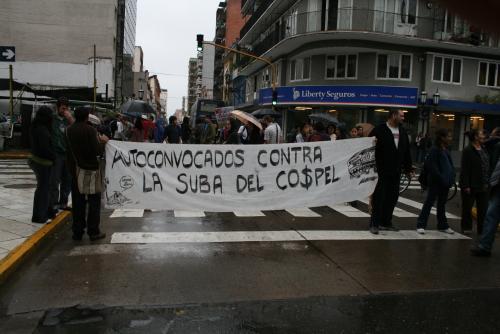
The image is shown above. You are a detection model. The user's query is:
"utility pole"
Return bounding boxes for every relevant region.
[9,64,13,118]
[93,44,97,112]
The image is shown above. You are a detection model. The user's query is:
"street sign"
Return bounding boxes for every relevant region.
[0,46,15,62]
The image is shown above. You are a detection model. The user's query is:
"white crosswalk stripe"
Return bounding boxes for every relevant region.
[285,208,321,217]
[328,204,370,218]
[234,210,266,217]
[110,230,470,244]
[174,210,206,218]
[109,209,145,218]
[397,196,460,219]
[358,199,418,218]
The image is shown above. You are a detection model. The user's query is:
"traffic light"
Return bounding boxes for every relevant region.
[272,89,278,106]
[196,34,204,52]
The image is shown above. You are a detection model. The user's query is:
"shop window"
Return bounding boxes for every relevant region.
[478,61,500,88]
[432,56,462,84]
[290,57,311,81]
[376,54,412,80]
[325,54,357,79]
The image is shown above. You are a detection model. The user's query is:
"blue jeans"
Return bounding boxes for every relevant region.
[49,154,71,209]
[29,160,52,223]
[478,188,500,252]
[417,185,450,230]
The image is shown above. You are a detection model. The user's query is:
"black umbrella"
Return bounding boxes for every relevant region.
[120,100,156,117]
[251,109,281,117]
[308,113,340,125]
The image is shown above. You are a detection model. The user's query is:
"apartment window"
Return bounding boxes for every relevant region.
[376,54,412,80]
[478,61,500,88]
[432,56,462,84]
[326,54,357,79]
[261,68,270,88]
[290,57,311,81]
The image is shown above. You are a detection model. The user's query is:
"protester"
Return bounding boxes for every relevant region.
[129,117,145,142]
[247,123,263,144]
[237,121,249,144]
[369,109,413,234]
[219,119,231,143]
[113,115,126,141]
[349,127,358,138]
[485,127,500,156]
[263,115,282,144]
[49,97,74,215]
[181,117,192,143]
[415,132,425,163]
[459,129,489,235]
[224,118,240,144]
[142,115,155,142]
[308,122,331,142]
[356,125,364,138]
[416,129,456,234]
[296,123,311,143]
[328,124,337,141]
[471,142,500,257]
[164,115,182,144]
[66,107,109,241]
[200,116,216,144]
[154,116,166,143]
[29,107,56,224]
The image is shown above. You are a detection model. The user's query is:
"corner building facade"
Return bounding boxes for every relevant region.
[234,0,500,155]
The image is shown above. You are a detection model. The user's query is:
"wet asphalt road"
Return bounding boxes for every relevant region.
[1,185,500,333]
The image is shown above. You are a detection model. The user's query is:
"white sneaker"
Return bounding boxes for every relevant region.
[417,228,425,234]
[439,228,455,234]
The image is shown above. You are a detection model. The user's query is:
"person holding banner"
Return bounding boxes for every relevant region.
[369,109,413,234]
[263,115,283,144]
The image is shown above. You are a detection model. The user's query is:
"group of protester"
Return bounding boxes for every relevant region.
[369,109,500,257]
[29,98,108,241]
[28,99,500,255]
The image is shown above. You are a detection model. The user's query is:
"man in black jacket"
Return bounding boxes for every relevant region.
[369,109,413,234]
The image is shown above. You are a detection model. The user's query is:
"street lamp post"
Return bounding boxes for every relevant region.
[419,89,440,135]
[138,89,144,100]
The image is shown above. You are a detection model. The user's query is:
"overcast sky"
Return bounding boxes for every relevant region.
[136,0,222,116]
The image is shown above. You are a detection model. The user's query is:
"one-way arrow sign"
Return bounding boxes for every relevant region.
[0,46,15,62]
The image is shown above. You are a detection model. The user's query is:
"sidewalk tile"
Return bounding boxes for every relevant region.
[0,238,27,251]
[0,219,39,237]
[0,206,23,217]
[8,214,34,225]
[0,230,23,242]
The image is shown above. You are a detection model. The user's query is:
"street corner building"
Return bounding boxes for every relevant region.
[228,0,500,160]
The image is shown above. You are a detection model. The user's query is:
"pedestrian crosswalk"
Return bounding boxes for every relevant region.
[106,194,461,220]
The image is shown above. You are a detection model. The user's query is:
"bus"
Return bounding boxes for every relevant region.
[189,98,225,125]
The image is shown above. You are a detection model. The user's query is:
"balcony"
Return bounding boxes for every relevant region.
[242,8,499,61]
[240,0,274,39]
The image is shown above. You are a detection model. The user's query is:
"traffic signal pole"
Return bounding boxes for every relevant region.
[201,41,277,92]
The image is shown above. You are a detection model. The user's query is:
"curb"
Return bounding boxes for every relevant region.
[0,211,71,285]
[0,152,30,160]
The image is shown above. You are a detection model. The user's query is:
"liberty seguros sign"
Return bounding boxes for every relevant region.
[260,85,418,108]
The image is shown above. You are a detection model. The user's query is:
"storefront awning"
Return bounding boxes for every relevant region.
[435,99,500,115]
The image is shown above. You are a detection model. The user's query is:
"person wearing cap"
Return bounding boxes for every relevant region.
[49,97,74,215]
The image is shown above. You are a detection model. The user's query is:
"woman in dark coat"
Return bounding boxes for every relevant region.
[460,129,489,234]
[129,117,145,142]
[29,106,56,224]
[224,118,241,144]
[416,128,456,234]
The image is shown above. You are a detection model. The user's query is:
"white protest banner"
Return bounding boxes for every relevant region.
[104,138,377,211]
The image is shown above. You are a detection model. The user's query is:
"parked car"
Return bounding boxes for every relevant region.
[0,115,13,137]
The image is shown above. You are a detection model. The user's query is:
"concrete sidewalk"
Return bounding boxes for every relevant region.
[0,159,70,283]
